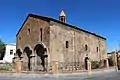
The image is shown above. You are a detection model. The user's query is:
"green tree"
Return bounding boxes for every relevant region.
[0,39,5,60]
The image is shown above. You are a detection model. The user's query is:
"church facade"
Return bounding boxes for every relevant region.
[15,11,108,71]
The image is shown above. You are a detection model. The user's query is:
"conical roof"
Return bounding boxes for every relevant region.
[60,10,66,16]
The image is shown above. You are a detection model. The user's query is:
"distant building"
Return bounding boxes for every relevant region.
[3,44,16,63]
[107,52,112,58]
[107,50,120,58]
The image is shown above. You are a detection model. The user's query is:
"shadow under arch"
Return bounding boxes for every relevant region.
[23,46,32,71]
[23,47,32,57]
[85,57,89,70]
[16,49,22,58]
[34,44,47,71]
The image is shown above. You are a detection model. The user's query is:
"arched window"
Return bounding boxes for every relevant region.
[97,47,99,52]
[66,41,69,48]
[40,28,42,41]
[19,36,21,40]
[85,45,88,51]
[60,16,65,22]
[28,28,30,34]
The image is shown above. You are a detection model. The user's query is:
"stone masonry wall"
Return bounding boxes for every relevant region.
[49,21,107,64]
[16,17,50,71]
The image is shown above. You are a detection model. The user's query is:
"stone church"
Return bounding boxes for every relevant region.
[15,11,108,72]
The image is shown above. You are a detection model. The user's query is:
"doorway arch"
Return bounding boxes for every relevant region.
[34,44,48,71]
[23,46,32,71]
[16,49,22,58]
[85,57,89,70]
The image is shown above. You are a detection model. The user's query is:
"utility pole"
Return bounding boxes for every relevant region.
[117,43,120,70]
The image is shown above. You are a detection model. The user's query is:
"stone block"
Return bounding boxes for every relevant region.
[52,61,58,74]
[15,61,22,73]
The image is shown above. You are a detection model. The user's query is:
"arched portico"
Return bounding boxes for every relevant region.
[23,46,32,71]
[16,48,23,58]
[34,43,48,71]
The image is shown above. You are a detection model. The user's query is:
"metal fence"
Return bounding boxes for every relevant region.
[58,62,85,71]
[0,61,85,73]
[0,63,14,71]
[47,62,85,73]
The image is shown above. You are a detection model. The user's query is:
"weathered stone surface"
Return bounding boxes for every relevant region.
[15,60,22,73]
[49,21,107,64]
[16,14,107,72]
[16,17,50,71]
[112,52,117,67]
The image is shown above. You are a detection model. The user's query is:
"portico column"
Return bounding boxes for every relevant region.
[30,53,35,71]
[31,50,37,71]
[105,58,109,69]
[44,48,49,71]
[87,59,91,73]
[33,51,37,71]
[45,48,50,72]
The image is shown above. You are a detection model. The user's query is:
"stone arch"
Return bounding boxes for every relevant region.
[34,43,48,71]
[16,48,23,58]
[23,46,32,57]
[84,57,89,70]
[23,46,32,71]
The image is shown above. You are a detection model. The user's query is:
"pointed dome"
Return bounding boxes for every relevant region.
[60,10,66,16]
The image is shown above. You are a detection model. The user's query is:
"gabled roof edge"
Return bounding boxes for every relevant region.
[16,14,30,37]
[16,13,106,40]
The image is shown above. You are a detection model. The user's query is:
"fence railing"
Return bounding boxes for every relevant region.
[58,62,85,72]
[0,63,14,71]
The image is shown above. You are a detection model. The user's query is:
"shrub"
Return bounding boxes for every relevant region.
[91,61,101,69]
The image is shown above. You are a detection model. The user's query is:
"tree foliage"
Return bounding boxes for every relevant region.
[91,61,101,69]
[0,39,5,60]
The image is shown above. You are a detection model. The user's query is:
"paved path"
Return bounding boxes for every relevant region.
[0,70,119,80]
[81,71,120,80]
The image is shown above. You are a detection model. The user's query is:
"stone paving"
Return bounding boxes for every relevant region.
[0,71,120,80]
[0,67,117,80]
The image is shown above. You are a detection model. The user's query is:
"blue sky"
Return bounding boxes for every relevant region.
[0,0,120,52]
